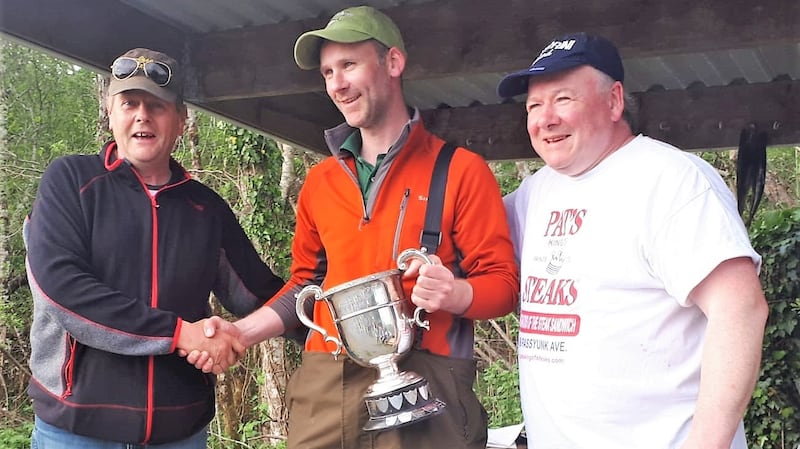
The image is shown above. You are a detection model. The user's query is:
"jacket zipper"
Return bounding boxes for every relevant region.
[111,164,190,444]
[336,156,372,227]
[144,191,159,443]
[131,172,161,444]
[61,336,78,398]
[392,189,411,260]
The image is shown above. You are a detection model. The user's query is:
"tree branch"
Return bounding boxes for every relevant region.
[4,273,27,295]
[0,343,31,377]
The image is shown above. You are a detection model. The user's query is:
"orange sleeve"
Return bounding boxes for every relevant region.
[451,150,520,320]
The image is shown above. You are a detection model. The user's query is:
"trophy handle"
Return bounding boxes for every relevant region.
[295,285,344,359]
[396,248,433,330]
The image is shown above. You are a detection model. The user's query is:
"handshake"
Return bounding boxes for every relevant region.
[176,317,242,375]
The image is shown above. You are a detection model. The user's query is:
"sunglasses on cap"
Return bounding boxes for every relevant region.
[110,56,172,87]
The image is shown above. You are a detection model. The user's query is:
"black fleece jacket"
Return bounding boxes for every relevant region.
[24,142,283,444]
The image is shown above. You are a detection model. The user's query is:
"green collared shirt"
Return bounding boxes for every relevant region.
[340,130,387,198]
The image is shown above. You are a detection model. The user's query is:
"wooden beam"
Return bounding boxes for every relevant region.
[3,0,798,161]
[422,79,800,160]
[200,79,799,161]
[635,79,800,152]
[0,0,186,74]
[198,98,329,155]
[192,0,800,100]
[422,104,533,161]
[188,20,320,100]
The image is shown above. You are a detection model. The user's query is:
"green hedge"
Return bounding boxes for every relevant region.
[745,208,800,448]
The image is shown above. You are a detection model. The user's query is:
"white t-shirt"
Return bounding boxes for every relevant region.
[504,135,759,449]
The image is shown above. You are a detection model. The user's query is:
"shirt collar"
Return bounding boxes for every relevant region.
[324,107,421,159]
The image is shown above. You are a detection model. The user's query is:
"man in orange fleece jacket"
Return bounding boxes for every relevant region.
[188,6,519,449]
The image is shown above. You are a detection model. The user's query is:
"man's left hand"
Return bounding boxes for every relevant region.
[403,254,472,315]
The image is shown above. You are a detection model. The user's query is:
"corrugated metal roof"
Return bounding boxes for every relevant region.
[120,0,799,109]
[120,0,437,32]
[624,43,800,93]
[405,42,800,109]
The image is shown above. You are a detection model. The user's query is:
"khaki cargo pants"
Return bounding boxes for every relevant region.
[286,350,488,449]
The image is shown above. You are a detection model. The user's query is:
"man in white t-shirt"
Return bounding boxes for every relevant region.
[498,32,768,449]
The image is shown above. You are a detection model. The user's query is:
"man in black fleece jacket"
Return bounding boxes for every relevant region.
[24,47,284,447]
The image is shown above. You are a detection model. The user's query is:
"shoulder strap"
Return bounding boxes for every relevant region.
[420,142,457,255]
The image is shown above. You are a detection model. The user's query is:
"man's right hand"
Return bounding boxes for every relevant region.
[181,307,287,373]
[176,318,244,375]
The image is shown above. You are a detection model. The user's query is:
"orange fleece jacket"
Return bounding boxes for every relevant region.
[269,121,519,358]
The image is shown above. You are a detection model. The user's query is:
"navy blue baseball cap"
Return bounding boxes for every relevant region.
[497,32,624,98]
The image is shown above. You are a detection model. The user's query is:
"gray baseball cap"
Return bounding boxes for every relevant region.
[108,48,182,103]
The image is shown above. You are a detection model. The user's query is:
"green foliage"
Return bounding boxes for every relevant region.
[745,208,800,449]
[207,371,288,449]
[172,118,302,447]
[476,360,523,427]
[1,41,99,324]
[1,42,100,436]
[702,146,800,216]
[0,288,32,329]
[0,422,33,449]
[475,315,522,428]
[4,39,800,447]
[2,42,98,162]
[490,160,545,196]
[1,41,303,446]
[198,122,296,278]
[765,147,800,205]
[492,161,526,195]
[209,426,286,449]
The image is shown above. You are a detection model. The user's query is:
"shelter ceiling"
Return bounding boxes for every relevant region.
[2,0,799,159]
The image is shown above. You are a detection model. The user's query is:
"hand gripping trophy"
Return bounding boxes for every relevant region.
[295,248,446,431]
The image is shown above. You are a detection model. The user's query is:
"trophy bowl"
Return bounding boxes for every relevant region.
[296,248,446,431]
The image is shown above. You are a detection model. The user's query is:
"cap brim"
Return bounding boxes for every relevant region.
[294,28,377,70]
[108,76,177,103]
[497,61,587,98]
[497,70,535,98]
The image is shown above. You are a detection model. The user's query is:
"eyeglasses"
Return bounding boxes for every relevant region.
[110,56,172,87]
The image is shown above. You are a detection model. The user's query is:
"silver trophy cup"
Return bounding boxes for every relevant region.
[295,248,446,431]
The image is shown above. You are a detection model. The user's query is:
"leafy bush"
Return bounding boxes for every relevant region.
[476,360,523,427]
[0,422,32,449]
[745,208,800,448]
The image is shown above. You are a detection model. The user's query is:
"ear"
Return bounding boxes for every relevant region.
[386,47,406,78]
[178,118,186,134]
[609,81,625,122]
[106,99,114,130]
[177,107,187,134]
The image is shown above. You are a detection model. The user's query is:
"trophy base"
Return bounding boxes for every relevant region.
[362,378,446,431]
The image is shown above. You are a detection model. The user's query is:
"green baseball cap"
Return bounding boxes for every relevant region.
[293,6,406,70]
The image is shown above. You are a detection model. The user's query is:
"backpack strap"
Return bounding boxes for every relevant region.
[420,142,457,255]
